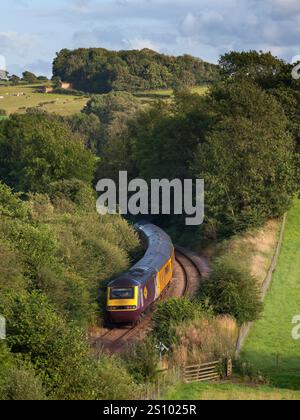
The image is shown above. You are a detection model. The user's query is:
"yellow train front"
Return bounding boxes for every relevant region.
[107,223,175,325]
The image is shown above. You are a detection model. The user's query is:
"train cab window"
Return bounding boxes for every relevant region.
[110,288,134,300]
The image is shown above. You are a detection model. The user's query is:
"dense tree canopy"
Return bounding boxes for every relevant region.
[0,113,96,193]
[53,47,220,93]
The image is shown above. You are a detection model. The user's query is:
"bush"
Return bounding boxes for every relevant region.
[0,219,58,277]
[123,338,159,384]
[152,298,201,348]
[0,182,28,219]
[48,179,96,212]
[199,256,263,325]
[4,361,47,400]
[0,109,7,116]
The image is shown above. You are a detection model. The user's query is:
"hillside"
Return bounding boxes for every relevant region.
[52,47,220,94]
[0,84,88,116]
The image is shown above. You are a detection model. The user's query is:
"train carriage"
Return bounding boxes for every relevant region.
[106,222,175,324]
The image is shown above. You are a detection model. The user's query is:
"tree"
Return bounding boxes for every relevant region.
[219,50,286,87]
[0,113,96,193]
[52,47,219,93]
[22,71,38,84]
[9,75,21,85]
[199,256,263,325]
[83,92,141,179]
[193,79,297,235]
[66,113,102,154]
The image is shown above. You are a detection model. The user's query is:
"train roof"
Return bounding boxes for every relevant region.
[108,222,174,287]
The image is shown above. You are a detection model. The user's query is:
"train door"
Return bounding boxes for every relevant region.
[154,272,160,299]
[140,287,144,309]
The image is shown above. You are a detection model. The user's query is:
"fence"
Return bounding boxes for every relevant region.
[236,213,287,354]
[183,361,220,383]
[183,359,233,384]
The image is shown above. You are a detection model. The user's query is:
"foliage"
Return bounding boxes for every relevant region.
[0,291,138,400]
[0,113,96,193]
[219,51,287,86]
[66,113,102,154]
[3,360,48,400]
[48,179,96,211]
[53,47,220,93]
[152,298,201,348]
[22,71,38,84]
[173,315,238,367]
[0,181,27,219]
[0,178,140,325]
[123,338,159,384]
[193,79,296,235]
[0,109,6,116]
[199,256,263,325]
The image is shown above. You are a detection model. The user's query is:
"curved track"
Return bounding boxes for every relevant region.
[91,247,209,354]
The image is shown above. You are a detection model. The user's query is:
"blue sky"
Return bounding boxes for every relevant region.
[1,0,299,76]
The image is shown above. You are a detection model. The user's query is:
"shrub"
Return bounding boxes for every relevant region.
[0,109,7,116]
[123,338,159,384]
[199,256,263,325]
[48,179,96,212]
[0,182,28,219]
[0,219,58,277]
[152,298,201,348]
[4,361,47,400]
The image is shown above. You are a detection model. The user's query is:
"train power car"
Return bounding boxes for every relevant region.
[106,223,175,324]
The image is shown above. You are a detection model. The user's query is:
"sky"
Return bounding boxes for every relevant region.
[0,0,299,77]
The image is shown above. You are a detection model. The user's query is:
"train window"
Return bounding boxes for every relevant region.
[110,288,134,300]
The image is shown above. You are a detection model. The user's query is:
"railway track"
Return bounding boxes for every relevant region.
[91,247,209,354]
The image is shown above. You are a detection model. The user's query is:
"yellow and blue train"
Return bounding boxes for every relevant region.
[106,222,175,324]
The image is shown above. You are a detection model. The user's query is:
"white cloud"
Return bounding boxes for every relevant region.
[127,38,158,50]
[0,32,38,58]
[2,0,300,75]
[0,55,6,71]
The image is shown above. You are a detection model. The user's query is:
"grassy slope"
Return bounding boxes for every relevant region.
[166,382,300,400]
[0,84,88,116]
[242,199,300,389]
[137,85,208,98]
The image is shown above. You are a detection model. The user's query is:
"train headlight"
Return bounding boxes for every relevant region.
[107,306,137,311]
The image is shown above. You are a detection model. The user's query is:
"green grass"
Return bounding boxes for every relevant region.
[137,85,208,98]
[166,382,300,400]
[0,84,88,116]
[242,199,300,389]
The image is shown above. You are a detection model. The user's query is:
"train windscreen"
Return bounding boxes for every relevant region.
[110,288,134,300]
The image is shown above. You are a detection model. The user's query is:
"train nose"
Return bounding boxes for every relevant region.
[108,309,141,324]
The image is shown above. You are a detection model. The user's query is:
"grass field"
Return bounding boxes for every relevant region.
[242,199,300,389]
[0,84,88,116]
[166,382,300,400]
[137,85,208,99]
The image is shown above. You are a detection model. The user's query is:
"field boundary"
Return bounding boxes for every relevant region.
[236,213,288,354]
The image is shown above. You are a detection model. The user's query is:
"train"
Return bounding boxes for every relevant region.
[106,222,175,325]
